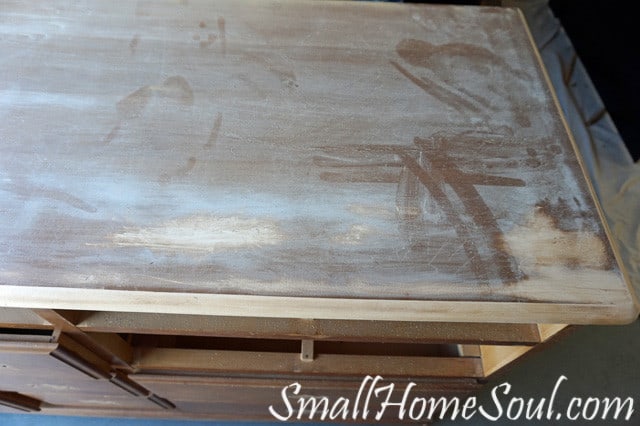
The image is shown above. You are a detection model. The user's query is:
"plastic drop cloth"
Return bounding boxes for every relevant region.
[504,0,640,311]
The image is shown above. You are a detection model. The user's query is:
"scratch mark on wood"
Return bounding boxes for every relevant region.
[218,17,226,55]
[133,274,189,286]
[205,113,223,148]
[4,180,96,213]
[102,124,120,144]
[181,156,197,174]
[129,34,140,54]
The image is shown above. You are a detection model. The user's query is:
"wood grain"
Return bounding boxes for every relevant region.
[0,336,158,409]
[74,312,543,344]
[132,375,481,420]
[0,0,636,323]
[133,347,483,378]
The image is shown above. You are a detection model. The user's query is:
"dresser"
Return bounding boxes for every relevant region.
[1,0,637,421]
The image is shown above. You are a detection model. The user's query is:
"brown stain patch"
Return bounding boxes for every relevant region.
[159,156,197,184]
[109,76,194,146]
[205,113,223,148]
[102,124,120,144]
[536,197,593,232]
[199,34,217,49]
[129,34,140,54]
[217,17,226,55]
[159,76,194,105]
[315,140,527,284]
[180,156,197,174]
[396,39,530,80]
[393,38,533,127]
[390,60,482,114]
[243,52,298,90]
[397,39,493,72]
[117,87,151,119]
[118,76,194,118]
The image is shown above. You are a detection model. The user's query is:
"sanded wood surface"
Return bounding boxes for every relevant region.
[0,0,636,322]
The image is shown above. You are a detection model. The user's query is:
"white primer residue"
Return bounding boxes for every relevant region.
[112,215,281,252]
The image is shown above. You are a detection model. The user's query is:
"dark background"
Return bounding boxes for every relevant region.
[405,0,639,161]
[550,0,639,161]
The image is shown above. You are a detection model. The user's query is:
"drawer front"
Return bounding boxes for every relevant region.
[0,338,160,410]
[134,374,481,421]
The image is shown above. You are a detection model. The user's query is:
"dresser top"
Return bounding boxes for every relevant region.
[1,0,636,323]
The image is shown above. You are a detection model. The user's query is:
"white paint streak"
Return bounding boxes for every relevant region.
[112,216,281,252]
[0,90,98,109]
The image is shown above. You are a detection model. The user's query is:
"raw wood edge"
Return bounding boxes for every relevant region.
[0,285,636,324]
[479,323,568,376]
[515,8,640,318]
